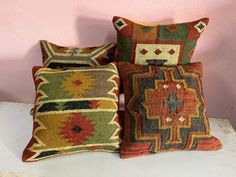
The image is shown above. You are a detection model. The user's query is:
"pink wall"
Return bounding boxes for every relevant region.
[0,0,236,127]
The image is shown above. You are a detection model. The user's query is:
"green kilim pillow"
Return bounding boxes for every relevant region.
[113,16,209,65]
[22,63,121,162]
[40,40,117,68]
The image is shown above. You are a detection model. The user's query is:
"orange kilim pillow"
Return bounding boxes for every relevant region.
[118,62,222,158]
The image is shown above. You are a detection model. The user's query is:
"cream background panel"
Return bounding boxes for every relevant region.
[135,43,181,65]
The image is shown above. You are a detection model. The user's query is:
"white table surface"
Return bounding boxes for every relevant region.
[0,101,236,177]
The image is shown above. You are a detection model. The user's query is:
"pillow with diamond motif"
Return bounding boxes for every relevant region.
[118,61,222,158]
[113,16,209,65]
[22,63,121,162]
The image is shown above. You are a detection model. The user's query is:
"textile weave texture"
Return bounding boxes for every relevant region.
[22,63,121,162]
[40,40,117,68]
[113,16,209,65]
[118,62,222,158]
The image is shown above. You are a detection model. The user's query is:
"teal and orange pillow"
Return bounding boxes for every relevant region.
[23,63,121,162]
[113,16,209,65]
[40,40,117,68]
[118,62,222,158]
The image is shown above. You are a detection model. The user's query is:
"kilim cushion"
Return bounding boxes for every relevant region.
[40,40,117,68]
[22,63,121,162]
[113,16,209,65]
[118,62,222,158]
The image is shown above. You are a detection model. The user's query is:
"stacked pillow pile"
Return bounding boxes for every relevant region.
[23,16,222,162]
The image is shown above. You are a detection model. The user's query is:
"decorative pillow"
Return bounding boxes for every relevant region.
[23,63,121,162]
[113,16,209,65]
[40,40,117,68]
[118,62,222,158]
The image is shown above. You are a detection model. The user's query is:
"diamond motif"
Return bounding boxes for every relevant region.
[140,49,148,55]
[59,113,96,145]
[176,84,181,89]
[114,18,127,31]
[72,125,83,133]
[179,116,185,123]
[165,117,172,123]
[62,72,94,97]
[168,49,175,55]
[194,21,207,33]
[73,80,82,87]
[163,84,169,89]
[155,48,162,55]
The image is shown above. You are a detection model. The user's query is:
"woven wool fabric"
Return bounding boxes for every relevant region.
[22,63,121,162]
[40,40,117,68]
[113,16,209,65]
[118,62,222,158]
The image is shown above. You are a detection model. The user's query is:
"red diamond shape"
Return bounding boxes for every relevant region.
[155,49,162,55]
[168,49,175,55]
[140,49,148,55]
[73,80,82,87]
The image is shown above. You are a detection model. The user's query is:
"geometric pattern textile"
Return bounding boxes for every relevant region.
[40,40,117,68]
[118,62,222,158]
[22,63,121,162]
[113,16,209,65]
